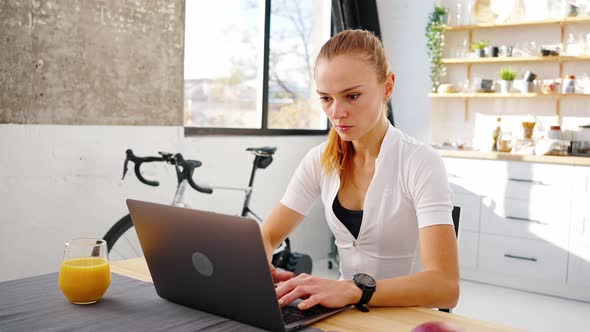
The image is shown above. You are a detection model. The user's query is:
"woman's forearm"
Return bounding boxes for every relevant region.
[260,229,277,262]
[261,204,305,262]
[368,270,459,309]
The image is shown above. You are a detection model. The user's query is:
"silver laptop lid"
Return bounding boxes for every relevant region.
[126,199,285,332]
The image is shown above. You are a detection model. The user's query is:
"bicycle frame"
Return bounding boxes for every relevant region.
[107,147,310,274]
[207,185,264,222]
[171,157,263,224]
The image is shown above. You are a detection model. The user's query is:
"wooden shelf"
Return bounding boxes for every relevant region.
[445,16,590,31]
[429,93,590,98]
[437,149,590,166]
[441,55,590,64]
[431,15,590,147]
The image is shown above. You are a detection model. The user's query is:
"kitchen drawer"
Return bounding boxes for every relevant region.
[443,158,487,195]
[482,161,573,200]
[479,233,568,283]
[443,157,487,178]
[483,195,571,225]
[481,196,570,245]
[571,190,590,237]
[496,177,572,200]
[490,160,573,188]
[573,165,590,194]
[568,191,590,288]
[448,177,479,195]
[568,232,590,288]
[451,193,480,232]
[458,230,478,270]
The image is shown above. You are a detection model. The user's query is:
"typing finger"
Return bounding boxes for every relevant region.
[269,264,278,281]
[275,273,311,298]
[298,294,321,310]
[278,285,313,308]
[275,269,295,282]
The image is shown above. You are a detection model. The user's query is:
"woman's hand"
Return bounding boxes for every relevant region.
[269,263,296,284]
[275,273,361,310]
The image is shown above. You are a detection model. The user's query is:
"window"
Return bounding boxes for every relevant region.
[183,0,331,135]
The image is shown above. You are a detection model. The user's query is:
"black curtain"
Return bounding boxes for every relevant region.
[331,0,394,126]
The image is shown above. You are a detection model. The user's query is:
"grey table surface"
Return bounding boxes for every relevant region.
[0,272,322,332]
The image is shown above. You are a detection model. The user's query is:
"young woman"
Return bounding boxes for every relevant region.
[263,29,459,311]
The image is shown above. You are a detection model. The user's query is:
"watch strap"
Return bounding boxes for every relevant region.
[357,287,375,306]
[354,303,370,312]
[353,274,375,312]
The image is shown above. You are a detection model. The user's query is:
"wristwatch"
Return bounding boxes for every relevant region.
[352,273,376,312]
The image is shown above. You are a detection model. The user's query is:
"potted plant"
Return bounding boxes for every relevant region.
[499,68,517,93]
[471,40,489,57]
[426,5,448,92]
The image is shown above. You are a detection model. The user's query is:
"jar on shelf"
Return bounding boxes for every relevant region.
[521,120,536,140]
[563,75,576,94]
[548,125,562,140]
[497,131,513,153]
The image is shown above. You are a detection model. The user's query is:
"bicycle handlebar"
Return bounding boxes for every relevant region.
[174,154,213,194]
[123,149,164,186]
[122,149,213,194]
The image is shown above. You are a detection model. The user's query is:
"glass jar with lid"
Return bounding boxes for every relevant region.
[563,75,576,94]
[497,131,513,153]
[548,125,562,140]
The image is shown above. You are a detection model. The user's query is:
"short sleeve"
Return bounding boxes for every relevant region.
[407,145,453,229]
[279,146,322,216]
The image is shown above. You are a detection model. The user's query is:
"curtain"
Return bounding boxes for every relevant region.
[331,0,394,126]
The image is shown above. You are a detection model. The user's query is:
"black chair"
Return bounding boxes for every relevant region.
[439,206,461,313]
[451,206,461,237]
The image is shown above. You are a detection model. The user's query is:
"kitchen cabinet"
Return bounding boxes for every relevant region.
[452,192,480,270]
[567,166,590,289]
[443,156,590,302]
[478,233,568,283]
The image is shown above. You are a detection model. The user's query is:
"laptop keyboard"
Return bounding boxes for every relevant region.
[281,304,336,325]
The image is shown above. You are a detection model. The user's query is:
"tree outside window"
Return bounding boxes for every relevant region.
[183,0,330,134]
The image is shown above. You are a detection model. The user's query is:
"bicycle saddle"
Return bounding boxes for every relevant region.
[246,146,277,155]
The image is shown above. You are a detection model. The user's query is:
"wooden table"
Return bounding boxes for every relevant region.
[111,258,522,332]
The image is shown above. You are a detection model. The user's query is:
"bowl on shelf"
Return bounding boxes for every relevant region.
[437,84,458,93]
[472,78,495,93]
[540,79,561,94]
[540,45,560,56]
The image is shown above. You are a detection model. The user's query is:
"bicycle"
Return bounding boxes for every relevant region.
[103,147,313,275]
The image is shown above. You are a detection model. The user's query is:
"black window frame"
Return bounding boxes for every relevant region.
[184,0,331,136]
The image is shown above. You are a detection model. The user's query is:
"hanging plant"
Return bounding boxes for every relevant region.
[426,5,448,92]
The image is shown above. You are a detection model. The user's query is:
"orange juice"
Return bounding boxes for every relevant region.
[59,257,111,304]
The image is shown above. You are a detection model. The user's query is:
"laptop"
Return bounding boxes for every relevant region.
[126,199,349,332]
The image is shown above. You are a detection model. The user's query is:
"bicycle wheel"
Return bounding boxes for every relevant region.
[103,214,143,260]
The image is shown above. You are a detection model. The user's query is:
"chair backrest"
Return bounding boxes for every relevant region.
[451,206,461,238]
[439,206,461,314]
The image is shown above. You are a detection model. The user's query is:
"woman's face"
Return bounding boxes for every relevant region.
[315,54,393,142]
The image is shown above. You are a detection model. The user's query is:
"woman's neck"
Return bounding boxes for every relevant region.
[351,116,389,163]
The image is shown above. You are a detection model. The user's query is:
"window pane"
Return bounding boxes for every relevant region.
[267,0,331,130]
[184,0,264,128]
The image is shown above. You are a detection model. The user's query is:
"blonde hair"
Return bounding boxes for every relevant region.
[317,29,391,177]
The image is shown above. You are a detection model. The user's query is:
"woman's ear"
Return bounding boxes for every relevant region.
[384,72,395,101]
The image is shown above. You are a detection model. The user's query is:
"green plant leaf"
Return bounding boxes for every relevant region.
[425,5,448,91]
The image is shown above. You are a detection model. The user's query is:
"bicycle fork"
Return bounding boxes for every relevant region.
[172,179,191,208]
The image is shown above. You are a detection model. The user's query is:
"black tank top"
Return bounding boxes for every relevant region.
[332,195,363,239]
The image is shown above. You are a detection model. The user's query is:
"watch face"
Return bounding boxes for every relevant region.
[355,273,376,287]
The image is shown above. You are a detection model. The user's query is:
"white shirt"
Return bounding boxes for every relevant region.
[280,124,453,280]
